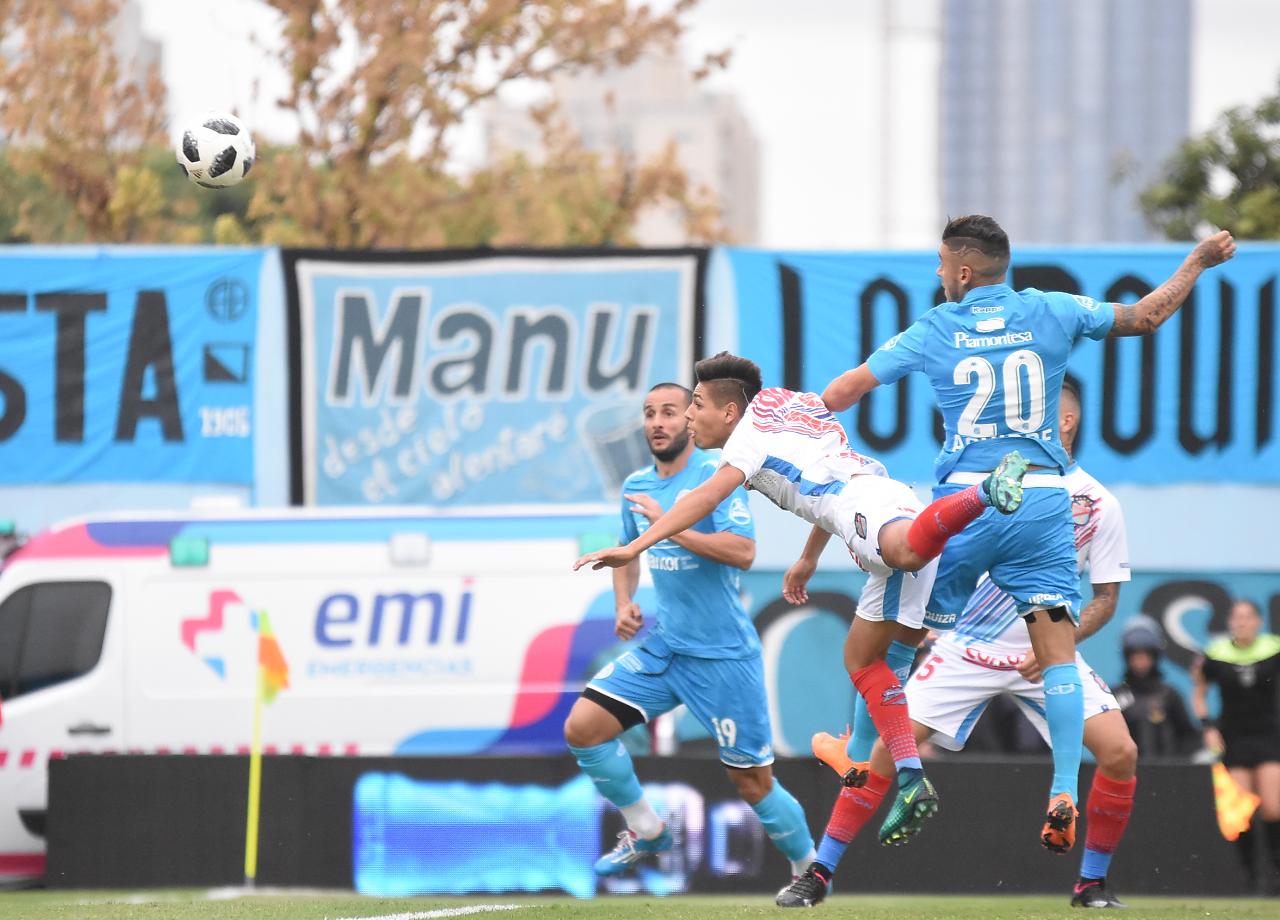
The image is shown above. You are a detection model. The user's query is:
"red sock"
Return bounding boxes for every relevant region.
[1085,772,1136,857]
[850,661,921,768]
[825,771,892,842]
[906,485,988,559]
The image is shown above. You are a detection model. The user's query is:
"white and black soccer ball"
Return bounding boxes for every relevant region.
[175,112,255,189]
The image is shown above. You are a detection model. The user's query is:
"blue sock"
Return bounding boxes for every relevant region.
[569,740,644,808]
[751,783,814,861]
[1080,847,1113,881]
[1041,663,1084,800]
[846,640,916,761]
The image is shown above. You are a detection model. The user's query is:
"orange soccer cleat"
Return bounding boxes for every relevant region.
[1041,791,1078,854]
[811,730,870,788]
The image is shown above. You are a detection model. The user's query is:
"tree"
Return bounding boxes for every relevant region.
[249,0,727,247]
[1141,77,1280,240]
[0,0,173,241]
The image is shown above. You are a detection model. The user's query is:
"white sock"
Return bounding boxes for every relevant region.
[621,798,664,839]
[791,849,817,877]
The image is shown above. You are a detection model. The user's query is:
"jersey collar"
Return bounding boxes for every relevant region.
[959,283,1013,306]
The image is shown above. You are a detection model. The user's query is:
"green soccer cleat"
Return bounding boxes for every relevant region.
[982,450,1030,514]
[878,771,939,847]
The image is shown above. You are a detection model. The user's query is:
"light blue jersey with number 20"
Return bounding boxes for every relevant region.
[866,284,1114,480]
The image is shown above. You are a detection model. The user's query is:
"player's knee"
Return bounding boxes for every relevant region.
[1097,735,1138,780]
[564,706,607,748]
[726,767,772,804]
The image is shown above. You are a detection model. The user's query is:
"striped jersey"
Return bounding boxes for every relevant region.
[948,463,1130,652]
[719,388,886,534]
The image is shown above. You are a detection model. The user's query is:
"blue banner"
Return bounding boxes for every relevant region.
[724,245,1280,485]
[0,247,264,484]
[290,251,703,507]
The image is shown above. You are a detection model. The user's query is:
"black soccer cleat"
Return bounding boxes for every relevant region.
[776,865,831,908]
[1071,879,1128,908]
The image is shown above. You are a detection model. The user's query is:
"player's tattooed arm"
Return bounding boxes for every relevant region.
[1108,230,1236,337]
[1075,581,1121,642]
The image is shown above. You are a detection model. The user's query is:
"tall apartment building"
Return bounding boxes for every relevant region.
[941,0,1191,242]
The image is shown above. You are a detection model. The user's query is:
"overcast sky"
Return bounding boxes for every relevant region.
[138,0,1280,249]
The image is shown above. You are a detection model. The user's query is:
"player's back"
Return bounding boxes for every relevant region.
[868,284,1113,480]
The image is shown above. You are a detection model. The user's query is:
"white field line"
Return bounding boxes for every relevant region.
[332,904,526,920]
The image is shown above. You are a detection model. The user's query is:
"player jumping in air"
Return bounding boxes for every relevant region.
[575,352,1030,850]
[564,382,817,884]
[821,216,1235,854]
[780,379,1140,908]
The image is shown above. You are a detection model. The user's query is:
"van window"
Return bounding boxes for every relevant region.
[0,582,110,699]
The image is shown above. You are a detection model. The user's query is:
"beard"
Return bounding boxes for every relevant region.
[649,428,690,463]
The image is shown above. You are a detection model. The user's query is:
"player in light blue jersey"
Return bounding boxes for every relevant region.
[783,380,1140,909]
[822,215,1235,853]
[563,382,817,887]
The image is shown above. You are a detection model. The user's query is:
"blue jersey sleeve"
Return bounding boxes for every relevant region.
[619,487,639,544]
[1044,291,1115,341]
[865,319,929,384]
[712,487,755,539]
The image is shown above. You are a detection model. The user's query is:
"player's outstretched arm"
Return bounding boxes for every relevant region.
[573,465,748,571]
[624,491,755,569]
[822,363,881,413]
[1108,230,1236,337]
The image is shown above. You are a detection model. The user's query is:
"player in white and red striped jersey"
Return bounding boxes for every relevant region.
[576,351,1031,852]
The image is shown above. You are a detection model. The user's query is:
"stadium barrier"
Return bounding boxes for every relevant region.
[47,753,1247,896]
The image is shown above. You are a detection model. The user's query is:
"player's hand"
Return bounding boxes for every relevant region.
[615,601,644,641]
[1203,727,1225,756]
[1192,229,1236,269]
[573,545,637,571]
[782,557,817,605]
[1016,650,1042,682]
[625,492,663,524]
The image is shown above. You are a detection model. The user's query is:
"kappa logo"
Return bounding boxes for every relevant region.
[854,512,868,540]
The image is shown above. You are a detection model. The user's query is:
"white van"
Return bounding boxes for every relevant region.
[0,505,622,882]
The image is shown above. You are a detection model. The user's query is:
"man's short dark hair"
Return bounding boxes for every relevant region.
[647,381,692,404]
[942,215,1010,265]
[1060,375,1081,405]
[693,352,762,413]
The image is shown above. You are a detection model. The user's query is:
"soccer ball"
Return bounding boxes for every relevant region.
[175,112,255,189]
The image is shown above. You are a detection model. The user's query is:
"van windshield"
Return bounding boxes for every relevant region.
[0,581,111,699]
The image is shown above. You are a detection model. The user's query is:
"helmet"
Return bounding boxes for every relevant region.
[1121,614,1165,653]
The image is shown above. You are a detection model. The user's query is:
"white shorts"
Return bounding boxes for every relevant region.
[906,636,1119,751]
[834,475,939,631]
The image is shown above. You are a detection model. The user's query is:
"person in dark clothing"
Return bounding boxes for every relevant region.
[1112,614,1199,759]
[1193,599,1280,894]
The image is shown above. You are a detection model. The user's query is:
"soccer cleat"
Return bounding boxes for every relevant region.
[811,730,869,787]
[776,865,831,907]
[1071,879,1128,908]
[982,450,1030,514]
[1041,792,1079,854]
[878,770,939,846]
[593,826,673,876]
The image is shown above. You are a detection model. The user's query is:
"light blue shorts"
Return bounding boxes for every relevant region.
[587,632,774,768]
[927,483,1081,622]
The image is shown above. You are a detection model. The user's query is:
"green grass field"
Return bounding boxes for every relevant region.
[0,892,1274,920]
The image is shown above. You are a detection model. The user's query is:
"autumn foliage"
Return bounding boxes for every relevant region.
[0,0,726,246]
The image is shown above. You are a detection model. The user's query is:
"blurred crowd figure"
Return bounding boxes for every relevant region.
[1112,614,1200,758]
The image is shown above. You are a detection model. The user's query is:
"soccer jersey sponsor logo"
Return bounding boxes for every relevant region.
[975,318,1006,333]
[728,496,751,526]
[854,512,868,540]
[648,554,697,572]
[952,329,1034,349]
[1045,683,1079,696]
[880,332,904,350]
[1072,294,1100,311]
[1029,592,1066,606]
[962,646,1023,671]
